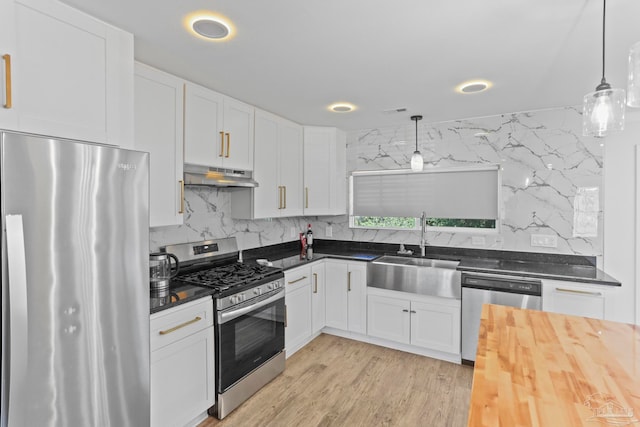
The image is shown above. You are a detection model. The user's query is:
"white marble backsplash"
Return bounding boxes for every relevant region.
[151,106,603,262]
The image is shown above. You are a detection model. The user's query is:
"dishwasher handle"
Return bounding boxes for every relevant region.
[461,273,542,296]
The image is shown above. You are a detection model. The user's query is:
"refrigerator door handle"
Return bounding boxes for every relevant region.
[5,214,29,426]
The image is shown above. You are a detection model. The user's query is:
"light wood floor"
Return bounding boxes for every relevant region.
[199,334,474,427]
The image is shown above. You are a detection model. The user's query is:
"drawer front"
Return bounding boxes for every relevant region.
[285,266,312,293]
[151,297,213,351]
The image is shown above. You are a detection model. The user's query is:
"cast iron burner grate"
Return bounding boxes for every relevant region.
[175,262,281,290]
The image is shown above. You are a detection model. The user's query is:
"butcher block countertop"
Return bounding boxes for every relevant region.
[468,304,640,427]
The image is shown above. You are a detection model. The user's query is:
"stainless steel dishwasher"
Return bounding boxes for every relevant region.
[461,272,542,364]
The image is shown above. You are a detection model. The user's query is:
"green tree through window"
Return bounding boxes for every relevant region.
[352,216,496,230]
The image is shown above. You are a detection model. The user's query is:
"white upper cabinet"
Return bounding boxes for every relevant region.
[134,63,184,227]
[231,109,303,219]
[223,97,255,170]
[303,126,347,216]
[0,0,133,146]
[184,82,254,171]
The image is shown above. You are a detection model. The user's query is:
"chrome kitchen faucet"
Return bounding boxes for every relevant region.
[420,211,427,256]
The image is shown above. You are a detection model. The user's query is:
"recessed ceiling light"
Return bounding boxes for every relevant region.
[193,19,229,39]
[184,12,234,41]
[455,80,493,94]
[328,102,356,113]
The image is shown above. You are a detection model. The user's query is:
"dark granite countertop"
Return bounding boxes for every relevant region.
[151,239,620,314]
[242,239,621,286]
[150,283,216,315]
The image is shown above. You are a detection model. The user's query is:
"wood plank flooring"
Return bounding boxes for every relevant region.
[199,334,474,427]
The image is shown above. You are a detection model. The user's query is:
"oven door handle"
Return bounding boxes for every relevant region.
[218,288,284,324]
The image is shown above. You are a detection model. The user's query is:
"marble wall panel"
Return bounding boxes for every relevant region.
[150,106,603,262]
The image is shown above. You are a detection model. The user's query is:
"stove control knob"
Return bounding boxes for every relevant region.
[267,283,273,290]
[229,296,236,304]
[254,288,261,296]
[240,293,246,302]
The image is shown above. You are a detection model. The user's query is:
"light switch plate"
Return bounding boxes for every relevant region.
[530,234,558,248]
[326,225,333,237]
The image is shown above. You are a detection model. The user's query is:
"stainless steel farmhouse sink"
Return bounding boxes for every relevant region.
[367,255,461,299]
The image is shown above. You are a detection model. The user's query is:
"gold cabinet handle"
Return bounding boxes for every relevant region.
[2,54,11,109]
[219,131,224,157]
[284,304,288,328]
[347,271,351,292]
[288,275,307,285]
[313,273,318,294]
[555,288,602,297]
[277,186,283,209]
[225,133,230,158]
[178,180,185,214]
[159,316,202,335]
[305,187,309,209]
[283,185,286,209]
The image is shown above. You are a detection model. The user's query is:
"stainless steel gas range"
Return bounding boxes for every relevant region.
[163,237,285,419]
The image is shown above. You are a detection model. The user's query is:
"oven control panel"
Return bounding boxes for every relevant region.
[216,278,284,311]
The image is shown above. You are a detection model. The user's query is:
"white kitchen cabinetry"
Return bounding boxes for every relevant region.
[150,298,215,427]
[284,265,312,357]
[134,63,184,227]
[324,260,367,334]
[303,127,347,216]
[311,262,326,334]
[367,294,410,343]
[410,299,460,354]
[0,0,133,146]
[184,82,254,171]
[542,279,609,320]
[367,288,461,355]
[230,109,303,218]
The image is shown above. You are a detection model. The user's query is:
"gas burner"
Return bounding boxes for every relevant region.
[175,262,282,291]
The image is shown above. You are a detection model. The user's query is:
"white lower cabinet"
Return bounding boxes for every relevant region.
[284,265,312,356]
[150,298,215,427]
[542,279,609,320]
[311,262,326,334]
[324,260,367,334]
[367,288,461,355]
[367,294,410,343]
[410,299,460,354]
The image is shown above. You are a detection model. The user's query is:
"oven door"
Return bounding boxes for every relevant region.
[216,288,285,393]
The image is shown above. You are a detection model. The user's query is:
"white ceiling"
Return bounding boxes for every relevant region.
[60,0,640,131]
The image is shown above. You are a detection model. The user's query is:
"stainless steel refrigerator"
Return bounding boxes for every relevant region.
[0,131,150,426]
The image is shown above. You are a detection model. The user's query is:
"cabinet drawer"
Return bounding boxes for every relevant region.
[150,297,213,351]
[285,266,312,293]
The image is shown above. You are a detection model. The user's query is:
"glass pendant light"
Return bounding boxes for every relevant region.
[410,115,424,171]
[628,41,640,107]
[582,0,626,137]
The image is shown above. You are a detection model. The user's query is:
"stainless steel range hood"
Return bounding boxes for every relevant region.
[183,164,259,188]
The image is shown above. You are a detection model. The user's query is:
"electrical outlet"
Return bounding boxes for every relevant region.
[530,234,558,248]
[290,227,297,238]
[326,225,333,237]
[471,236,485,246]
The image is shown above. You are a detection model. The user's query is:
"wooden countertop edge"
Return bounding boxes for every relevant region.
[467,304,640,427]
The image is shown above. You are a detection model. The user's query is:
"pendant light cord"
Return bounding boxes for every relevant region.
[415,120,418,152]
[601,0,606,84]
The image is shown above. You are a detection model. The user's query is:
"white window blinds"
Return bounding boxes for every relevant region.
[350,165,500,219]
